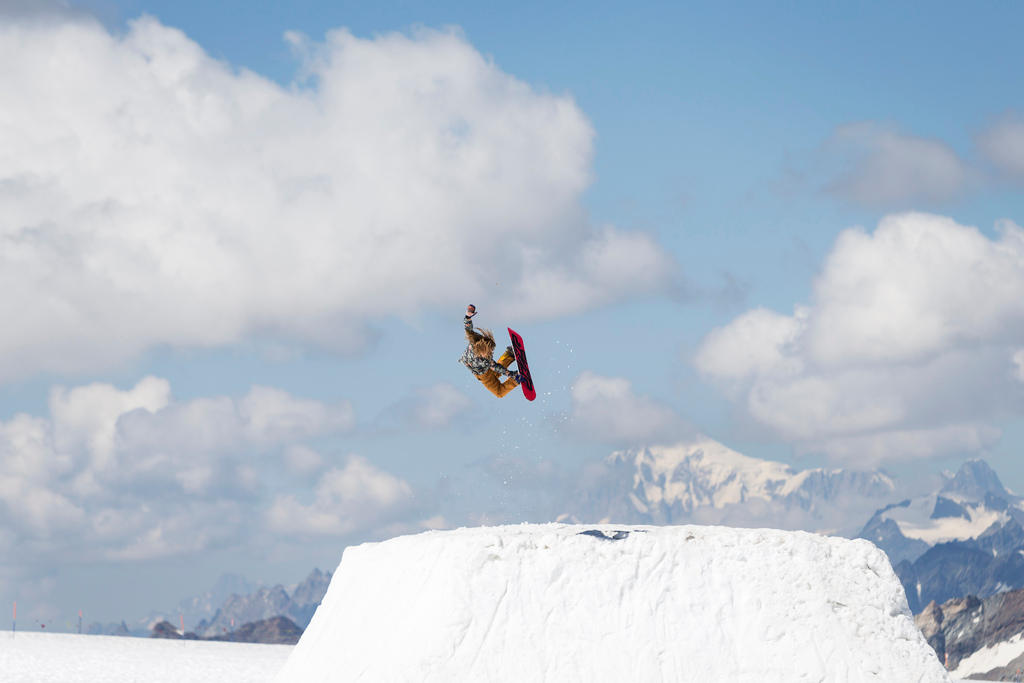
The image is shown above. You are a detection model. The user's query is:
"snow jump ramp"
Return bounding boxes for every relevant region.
[276,524,948,682]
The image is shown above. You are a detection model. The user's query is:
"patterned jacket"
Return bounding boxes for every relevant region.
[460,315,511,376]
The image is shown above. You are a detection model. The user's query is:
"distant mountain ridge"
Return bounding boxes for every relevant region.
[901,518,1024,613]
[859,459,1024,566]
[569,438,896,535]
[568,441,1024,616]
[139,572,256,635]
[151,615,302,645]
[194,568,331,637]
[856,460,1024,613]
[85,620,132,637]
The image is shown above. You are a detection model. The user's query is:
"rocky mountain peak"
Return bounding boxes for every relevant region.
[914,590,1024,677]
[942,459,1010,501]
[191,569,330,638]
[291,568,331,607]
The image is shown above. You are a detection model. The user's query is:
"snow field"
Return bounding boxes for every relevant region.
[0,631,292,682]
[951,632,1024,679]
[277,523,950,682]
[881,494,1009,545]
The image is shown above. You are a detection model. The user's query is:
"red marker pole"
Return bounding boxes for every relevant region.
[180,614,184,639]
[78,609,82,635]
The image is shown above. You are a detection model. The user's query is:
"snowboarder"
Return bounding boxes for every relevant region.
[461,304,523,398]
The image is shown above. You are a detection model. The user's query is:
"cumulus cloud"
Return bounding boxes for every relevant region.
[805,215,1024,364]
[978,114,1024,180]
[0,14,676,382]
[693,307,804,395]
[0,376,366,565]
[823,123,970,207]
[239,386,355,443]
[266,455,414,536]
[88,383,354,493]
[568,371,694,445]
[410,383,473,429]
[695,212,1024,462]
[49,376,171,470]
[283,444,325,475]
[378,382,473,431]
[801,424,1001,464]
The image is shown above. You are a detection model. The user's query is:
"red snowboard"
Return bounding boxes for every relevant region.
[507,328,536,401]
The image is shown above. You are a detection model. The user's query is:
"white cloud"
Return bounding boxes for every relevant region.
[823,123,970,207]
[284,444,325,475]
[693,307,806,395]
[50,376,171,469]
[0,14,676,382]
[568,371,693,445]
[0,413,60,482]
[978,114,1024,180]
[696,212,1024,462]
[266,455,413,536]
[801,424,1000,464]
[101,500,246,561]
[504,227,677,319]
[411,383,472,429]
[240,386,355,443]
[376,382,473,431]
[0,376,363,564]
[805,214,1024,364]
[0,476,84,536]
[111,385,354,473]
[418,515,448,530]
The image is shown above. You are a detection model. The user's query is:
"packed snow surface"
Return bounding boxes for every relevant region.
[0,631,291,682]
[278,523,949,682]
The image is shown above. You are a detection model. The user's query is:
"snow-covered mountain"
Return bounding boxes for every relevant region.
[569,438,896,536]
[858,459,1024,612]
[859,495,1017,566]
[859,459,1024,565]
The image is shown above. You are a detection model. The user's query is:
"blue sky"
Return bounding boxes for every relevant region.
[2,0,1024,626]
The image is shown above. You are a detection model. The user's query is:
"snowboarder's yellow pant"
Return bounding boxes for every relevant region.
[478,349,518,398]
